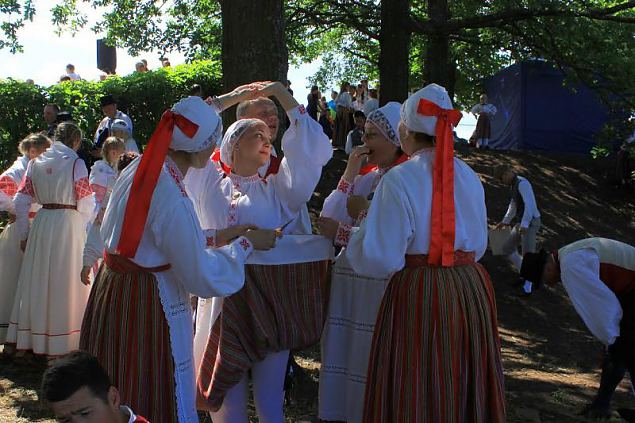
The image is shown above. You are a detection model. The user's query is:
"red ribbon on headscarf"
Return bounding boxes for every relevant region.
[116,110,199,258]
[417,98,462,266]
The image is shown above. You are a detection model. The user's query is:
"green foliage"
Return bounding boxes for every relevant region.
[0,60,222,169]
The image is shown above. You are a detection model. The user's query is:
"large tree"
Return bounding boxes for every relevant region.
[289,0,635,108]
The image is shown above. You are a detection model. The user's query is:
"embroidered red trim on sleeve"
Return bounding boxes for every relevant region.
[336,178,353,195]
[74,177,92,200]
[239,237,251,251]
[0,176,18,197]
[90,184,108,204]
[17,176,35,197]
[335,222,352,247]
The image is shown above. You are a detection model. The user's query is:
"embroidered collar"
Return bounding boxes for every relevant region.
[228,172,262,185]
[165,156,188,197]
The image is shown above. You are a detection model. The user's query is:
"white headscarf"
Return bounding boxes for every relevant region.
[170,96,223,153]
[219,118,264,167]
[400,83,453,136]
[111,119,132,134]
[366,101,401,147]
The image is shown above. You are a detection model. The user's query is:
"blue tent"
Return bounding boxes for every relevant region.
[485,60,610,153]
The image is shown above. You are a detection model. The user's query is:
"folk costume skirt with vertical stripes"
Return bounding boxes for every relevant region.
[80,257,178,423]
[197,260,330,412]
[363,252,506,423]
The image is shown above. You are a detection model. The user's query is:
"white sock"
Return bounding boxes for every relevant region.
[523,281,533,293]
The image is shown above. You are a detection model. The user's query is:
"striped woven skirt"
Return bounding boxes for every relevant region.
[79,257,178,422]
[197,260,330,411]
[363,253,506,423]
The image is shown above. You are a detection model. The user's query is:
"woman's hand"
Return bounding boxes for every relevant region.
[244,229,278,251]
[317,217,340,241]
[257,81,299,111]
[347,195,370,220]
[342,146,370,183]
[80,266,92,286]
[216,224,258,246]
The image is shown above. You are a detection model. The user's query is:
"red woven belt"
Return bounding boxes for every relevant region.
[42,204,76,210]
[405,251,476,268]
[104,252,171,274]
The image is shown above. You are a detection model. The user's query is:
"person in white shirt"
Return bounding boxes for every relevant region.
[521,238,635,419]
[334,82,355,148]
[345,84,506,422]
[362,88,379,116]
[80,96,276,422]
[110,119,140,153]
[186,81,333,422]
[65,64,81,81]
[42,351,150,423]
[93,95,134,156]
[494,165,542,295]
[469,93,497,148]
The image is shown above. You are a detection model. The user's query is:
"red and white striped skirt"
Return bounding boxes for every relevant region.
[80,256,178,422]
[363,252,506,422]
[197,260,331,411]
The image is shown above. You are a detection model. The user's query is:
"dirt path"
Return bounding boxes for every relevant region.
[1,148,634,422]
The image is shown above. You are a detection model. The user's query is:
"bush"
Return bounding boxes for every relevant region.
[0,60,222,169]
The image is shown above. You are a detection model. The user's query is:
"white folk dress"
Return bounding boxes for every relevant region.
[88,155,254,422]
[318,168,394,423]
[83,160,118,272]
[7,142,95,355]
[184,105,333,382]
[0,156,40,342]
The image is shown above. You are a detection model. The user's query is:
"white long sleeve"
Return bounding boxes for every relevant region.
[518,178,540,228]
[153,200,251,298]
[346,150,488,279]
[560,248,622,346]
[502,199,516,225]
[14,161,35,240]
[73,160,97,227]
[345,173,415,278]
[321,178,356,225]
[271,106,333,214]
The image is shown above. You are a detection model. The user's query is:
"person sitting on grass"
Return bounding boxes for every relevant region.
[41,351,148,422]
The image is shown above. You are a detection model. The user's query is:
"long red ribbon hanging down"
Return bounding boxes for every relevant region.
[117,110,199,258]
[416,99,462,267]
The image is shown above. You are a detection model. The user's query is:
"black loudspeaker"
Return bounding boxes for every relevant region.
[97,39,117,74]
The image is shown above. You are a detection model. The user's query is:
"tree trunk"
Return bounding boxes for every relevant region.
[379,0,411,105]
[424,0,456,98]
[219,0,288,133]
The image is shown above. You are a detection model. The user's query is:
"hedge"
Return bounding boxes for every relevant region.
[0,60,223,169]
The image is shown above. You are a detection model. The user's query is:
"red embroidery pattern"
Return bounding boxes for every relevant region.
[239,237,251,251]
[18,176,35,197]
[337,178,353,195]
[166,161,188,197]
[0,175,18,197]
[335,223,352,247]
[90,184,108,204]
[74,177,92,200]
[355,208,368,226]
[203,229,216,247]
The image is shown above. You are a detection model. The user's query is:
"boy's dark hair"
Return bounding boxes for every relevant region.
[117,151,140,173]
[189,84,203,97]
[41,351,112,403]
[353,110,366,119]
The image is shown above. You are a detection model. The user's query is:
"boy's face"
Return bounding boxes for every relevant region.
[49,386,121,423]
[354,116,366,129]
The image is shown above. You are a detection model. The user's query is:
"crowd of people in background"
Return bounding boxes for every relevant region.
[0,73,633,423]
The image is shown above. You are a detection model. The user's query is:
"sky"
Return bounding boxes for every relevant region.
[0,0,476,139]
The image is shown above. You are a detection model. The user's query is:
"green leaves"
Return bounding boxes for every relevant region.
[0,60,222,168]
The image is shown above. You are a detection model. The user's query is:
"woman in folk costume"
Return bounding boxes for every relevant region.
[80,137,126,284]
[469,93,497,149]
[334,81,355,148]
[80,96,276,422]
[184,81,333,422]
[316,101,408,423]
[346,84,506,422]
[110,118,140,153]
[0,133,50,350]
[7,122,95,358]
